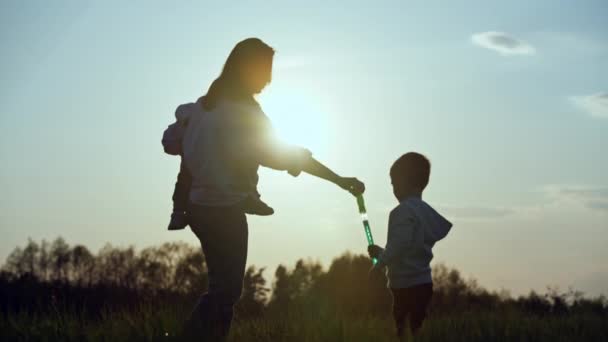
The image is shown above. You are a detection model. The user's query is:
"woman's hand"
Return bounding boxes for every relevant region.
[337,177,365,196]
[299,157,365,196]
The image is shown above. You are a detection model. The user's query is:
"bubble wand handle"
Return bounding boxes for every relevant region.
[356,194,378,265]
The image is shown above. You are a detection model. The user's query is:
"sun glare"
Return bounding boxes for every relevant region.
[259,89,329,154]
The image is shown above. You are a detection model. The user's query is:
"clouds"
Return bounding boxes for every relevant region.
[274,56,309,71]
[439,184,608,222]
[543,185,608,213]
[273,55,321,72]
[471,31,536,56]
[470,31,606,120]
[440,206,514,220]
[570,93,608,118]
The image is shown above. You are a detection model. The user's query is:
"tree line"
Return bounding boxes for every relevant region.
[1,238,606,319]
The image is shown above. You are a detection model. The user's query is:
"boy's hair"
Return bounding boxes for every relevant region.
[390,152,431,190]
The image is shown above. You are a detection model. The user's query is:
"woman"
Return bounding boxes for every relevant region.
[180,38,365,339]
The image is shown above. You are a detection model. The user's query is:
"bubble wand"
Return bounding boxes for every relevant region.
[356,194,377,265]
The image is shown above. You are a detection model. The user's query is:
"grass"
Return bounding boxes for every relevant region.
[2,305,607,341]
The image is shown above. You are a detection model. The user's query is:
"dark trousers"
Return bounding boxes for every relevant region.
[391,283,433,337]
[172,159,191,212]
[184,204,249,341]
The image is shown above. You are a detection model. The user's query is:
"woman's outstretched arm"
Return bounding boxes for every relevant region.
[301,157,365,196]
[257,148,365,196]
[245,111,365,195]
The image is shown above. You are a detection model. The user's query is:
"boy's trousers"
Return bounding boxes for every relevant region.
[391,282,433,336]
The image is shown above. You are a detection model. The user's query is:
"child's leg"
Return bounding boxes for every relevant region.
[168,159,191,230]
[172,158,191,213]
[240,191,274,216]
[390,288,411,338]
[407,283,433,335]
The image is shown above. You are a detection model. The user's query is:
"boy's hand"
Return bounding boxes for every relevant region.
[367,244,383,259]
[368,265,385,284]
[338,177,365,196]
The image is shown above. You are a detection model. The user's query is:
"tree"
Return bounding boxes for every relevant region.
[69,245,94,286]
[95,244,138,289]
[269,264,291,311]
[49,238,71,282]
[172,245,207,294]
[236,266,269,318]
[313,253,391,315]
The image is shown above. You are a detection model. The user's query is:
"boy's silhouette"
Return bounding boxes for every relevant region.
[368,152,452,337]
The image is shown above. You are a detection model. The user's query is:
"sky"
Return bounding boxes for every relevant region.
[1,0,607,296]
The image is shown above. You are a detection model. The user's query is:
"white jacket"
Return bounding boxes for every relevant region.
[376,196,452,288]
[161,100,200,155]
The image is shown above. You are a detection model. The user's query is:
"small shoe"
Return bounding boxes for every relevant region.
[242,197,274,216]
[168,212,188,230]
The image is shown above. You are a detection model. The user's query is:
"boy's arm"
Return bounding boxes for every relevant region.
[375,207,416,268]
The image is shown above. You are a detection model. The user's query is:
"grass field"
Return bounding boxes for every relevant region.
[2,305,607,341]
[2,242,606,341]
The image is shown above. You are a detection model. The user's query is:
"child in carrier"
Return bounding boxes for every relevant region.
[162,97,275,230]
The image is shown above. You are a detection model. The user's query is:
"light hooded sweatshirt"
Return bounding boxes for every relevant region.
[375,195,452,289]
[161,99,198,156]
[176,99,312,206]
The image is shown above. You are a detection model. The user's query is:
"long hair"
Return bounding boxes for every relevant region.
[202,38,275,110]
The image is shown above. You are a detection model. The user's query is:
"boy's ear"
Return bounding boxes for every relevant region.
[392,177,406,188]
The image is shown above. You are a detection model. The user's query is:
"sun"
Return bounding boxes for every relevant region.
[259,88,329,154]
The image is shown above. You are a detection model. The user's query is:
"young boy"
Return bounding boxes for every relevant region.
[367,152,452,337]
[162,98,275,230]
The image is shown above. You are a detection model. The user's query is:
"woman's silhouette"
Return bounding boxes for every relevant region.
[180,38,365,340]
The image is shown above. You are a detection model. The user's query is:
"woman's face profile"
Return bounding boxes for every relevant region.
[243,55,273,94]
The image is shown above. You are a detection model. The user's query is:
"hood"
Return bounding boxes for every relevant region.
[402,197,452,243]
[175,102,201,124]
[425,206,452,243]
[176,97,206,122]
